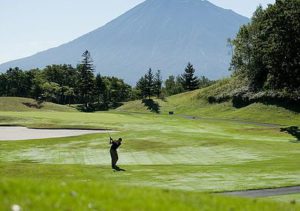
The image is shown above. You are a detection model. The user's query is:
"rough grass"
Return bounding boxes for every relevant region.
[0,97,75,112]
[2,175,298,211]
[265,194,300,204]
[117,78,300,126]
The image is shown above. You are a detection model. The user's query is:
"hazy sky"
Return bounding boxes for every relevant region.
[0,0,275,64]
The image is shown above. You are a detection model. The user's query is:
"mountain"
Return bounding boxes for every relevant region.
[0,0,249,84]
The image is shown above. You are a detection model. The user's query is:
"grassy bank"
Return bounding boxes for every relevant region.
[117,78,300,126]
[0,97,75,112]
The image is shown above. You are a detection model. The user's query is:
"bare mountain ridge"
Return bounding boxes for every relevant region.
[0,0,249,84]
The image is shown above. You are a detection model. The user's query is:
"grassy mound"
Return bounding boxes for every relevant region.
[117,78,300,125]
[0,97,76,112]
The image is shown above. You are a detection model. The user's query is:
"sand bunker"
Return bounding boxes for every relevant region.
[0,126,114,141]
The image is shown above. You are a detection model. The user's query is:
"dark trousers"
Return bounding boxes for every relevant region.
[110,149,118,169]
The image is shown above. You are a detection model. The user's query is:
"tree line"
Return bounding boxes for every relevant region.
[0,51,213,111]
[229,0,300,105]
[136,62,213,99]
[0,51,131,111]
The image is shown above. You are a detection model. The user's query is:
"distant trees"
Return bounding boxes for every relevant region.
[136,68,165,99]
[0,50,132,111]
[176,62,213,93]
[198,76,214,89]
[0,51,217,109]
[77,50,95,110]
[136,68,155,99]
[180,63,200,91]
[0,73,7,96]
[153,70,162,98]
[0,67,41,98]
[95,74,107,107]
[41,82,60,102]
[230,0,300,92]
[164,75,183,96]
[43,64,77,104]
[145,68,155,99]
[136,64,214,99]
[1,67,33,97]
[206,0,300,109]
[136,75,148,99]
[105,76,132,107]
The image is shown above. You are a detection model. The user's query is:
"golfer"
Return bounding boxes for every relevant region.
[109,137,122,170]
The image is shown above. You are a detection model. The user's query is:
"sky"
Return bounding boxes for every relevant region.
[0,0,275,64]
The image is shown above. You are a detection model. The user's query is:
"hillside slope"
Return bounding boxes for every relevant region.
[117,78,300,125]
[0,97,76,112]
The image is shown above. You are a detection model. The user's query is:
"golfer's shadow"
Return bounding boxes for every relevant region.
[115,167,126,172]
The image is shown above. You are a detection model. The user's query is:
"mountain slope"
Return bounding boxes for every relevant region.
[0,0,249,83]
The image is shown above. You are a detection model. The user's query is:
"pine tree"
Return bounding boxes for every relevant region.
[136,76,148,99]
[145,68,154,99]
[165,75,184,96]
[95,74,107,106]
[77,50,95,110]
[153,70,162,98]
[180,63,199,91]
[136,68,155,99]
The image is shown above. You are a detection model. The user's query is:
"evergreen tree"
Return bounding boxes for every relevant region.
[165,75,176,96]
[175,75,184,93]
[198,76,213,88]
[136,76,148,99]
[77,50,95,110]
[180,63,199,91]
[145,68,154,99]
[153,70,162,98]
[95,74,107,105]
[0,73,7,96]
[165,75,184,96]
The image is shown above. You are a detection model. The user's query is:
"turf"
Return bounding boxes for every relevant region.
[1,94,300,210]
[1,112,300,189]
[265,193,300,204]
[2,176,298,211]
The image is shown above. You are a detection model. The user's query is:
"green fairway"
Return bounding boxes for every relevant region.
[0,96,300,210]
